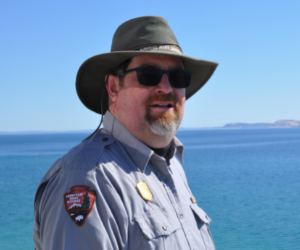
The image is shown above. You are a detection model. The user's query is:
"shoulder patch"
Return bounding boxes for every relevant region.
[64,186,96,226]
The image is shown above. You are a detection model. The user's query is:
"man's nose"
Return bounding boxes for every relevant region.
[154,74,172,94]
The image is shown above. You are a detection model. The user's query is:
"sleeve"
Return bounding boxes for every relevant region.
[33,167,129,250]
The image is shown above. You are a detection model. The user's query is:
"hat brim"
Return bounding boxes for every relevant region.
[76,50,218,115]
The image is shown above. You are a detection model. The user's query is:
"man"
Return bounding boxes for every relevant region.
[33,16,218,250]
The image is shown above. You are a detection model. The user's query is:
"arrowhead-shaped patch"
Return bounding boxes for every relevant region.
[64,186,96,226]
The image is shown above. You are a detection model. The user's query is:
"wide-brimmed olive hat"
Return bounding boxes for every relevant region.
[76,16,218,115]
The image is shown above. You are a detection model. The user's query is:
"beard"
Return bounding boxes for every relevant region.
[145,93,180,136]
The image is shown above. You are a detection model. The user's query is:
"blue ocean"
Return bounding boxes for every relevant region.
[0,128,300,249]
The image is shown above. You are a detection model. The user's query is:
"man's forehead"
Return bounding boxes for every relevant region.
[129,54,184,69]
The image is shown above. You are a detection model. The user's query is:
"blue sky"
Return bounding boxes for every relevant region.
[1,0,299,132]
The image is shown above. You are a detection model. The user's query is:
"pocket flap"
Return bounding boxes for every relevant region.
[135,209,179,240]
[190,204,211,225]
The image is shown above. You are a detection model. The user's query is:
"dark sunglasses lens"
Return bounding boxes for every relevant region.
[137,67,162,86]
[169,70,192,88]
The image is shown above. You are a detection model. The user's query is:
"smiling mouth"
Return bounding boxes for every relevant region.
[151,104,173,108]
[145,93,178,113]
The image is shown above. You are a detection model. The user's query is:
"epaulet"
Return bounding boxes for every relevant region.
[63,131,115,171]
[35,131,115,195]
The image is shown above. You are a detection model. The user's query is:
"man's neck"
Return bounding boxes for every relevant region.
[150,142,172,165]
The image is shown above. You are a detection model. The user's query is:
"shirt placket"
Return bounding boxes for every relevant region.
[152,156,197,250]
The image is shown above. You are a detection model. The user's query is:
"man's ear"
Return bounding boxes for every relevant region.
[106,74,120,102]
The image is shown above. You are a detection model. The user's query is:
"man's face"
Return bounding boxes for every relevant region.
[112,54,186,147]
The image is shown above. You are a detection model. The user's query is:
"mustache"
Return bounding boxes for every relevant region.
[145,93,179,107]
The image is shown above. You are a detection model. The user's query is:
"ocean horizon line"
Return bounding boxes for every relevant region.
[0,127,223,135]
[2,126,300,135]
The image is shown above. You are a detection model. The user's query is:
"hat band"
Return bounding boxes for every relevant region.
[129,44,183,55]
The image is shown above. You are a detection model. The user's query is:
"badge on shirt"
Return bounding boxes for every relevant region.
[136,182,152,201]
[64,186,96,227]
[190,196,197,203]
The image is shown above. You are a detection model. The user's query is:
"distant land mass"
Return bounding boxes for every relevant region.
[224,120,300,129]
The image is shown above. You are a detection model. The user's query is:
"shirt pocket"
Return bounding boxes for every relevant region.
[135,209,181,249]
[190,204,215,250]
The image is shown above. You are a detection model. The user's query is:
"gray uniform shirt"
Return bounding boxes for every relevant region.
[33,111,215,250]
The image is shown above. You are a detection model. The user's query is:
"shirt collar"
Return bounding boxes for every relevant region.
[102,111,184,172]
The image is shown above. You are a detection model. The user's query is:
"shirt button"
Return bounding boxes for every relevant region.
[102,138,108,142]
[162,225,167,231]
[179,213,183,219]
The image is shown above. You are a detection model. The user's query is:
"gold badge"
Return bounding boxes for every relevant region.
[191,197,197,203]
[136,182,153,201]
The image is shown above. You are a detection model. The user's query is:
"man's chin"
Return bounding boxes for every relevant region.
[145,104,180,136]
[148,122,178,136]
[147,115,180,136]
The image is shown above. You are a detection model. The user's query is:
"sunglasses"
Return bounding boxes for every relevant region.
[116,67,192,88]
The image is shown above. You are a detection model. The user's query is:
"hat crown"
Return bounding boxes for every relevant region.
[111,16,179,52]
